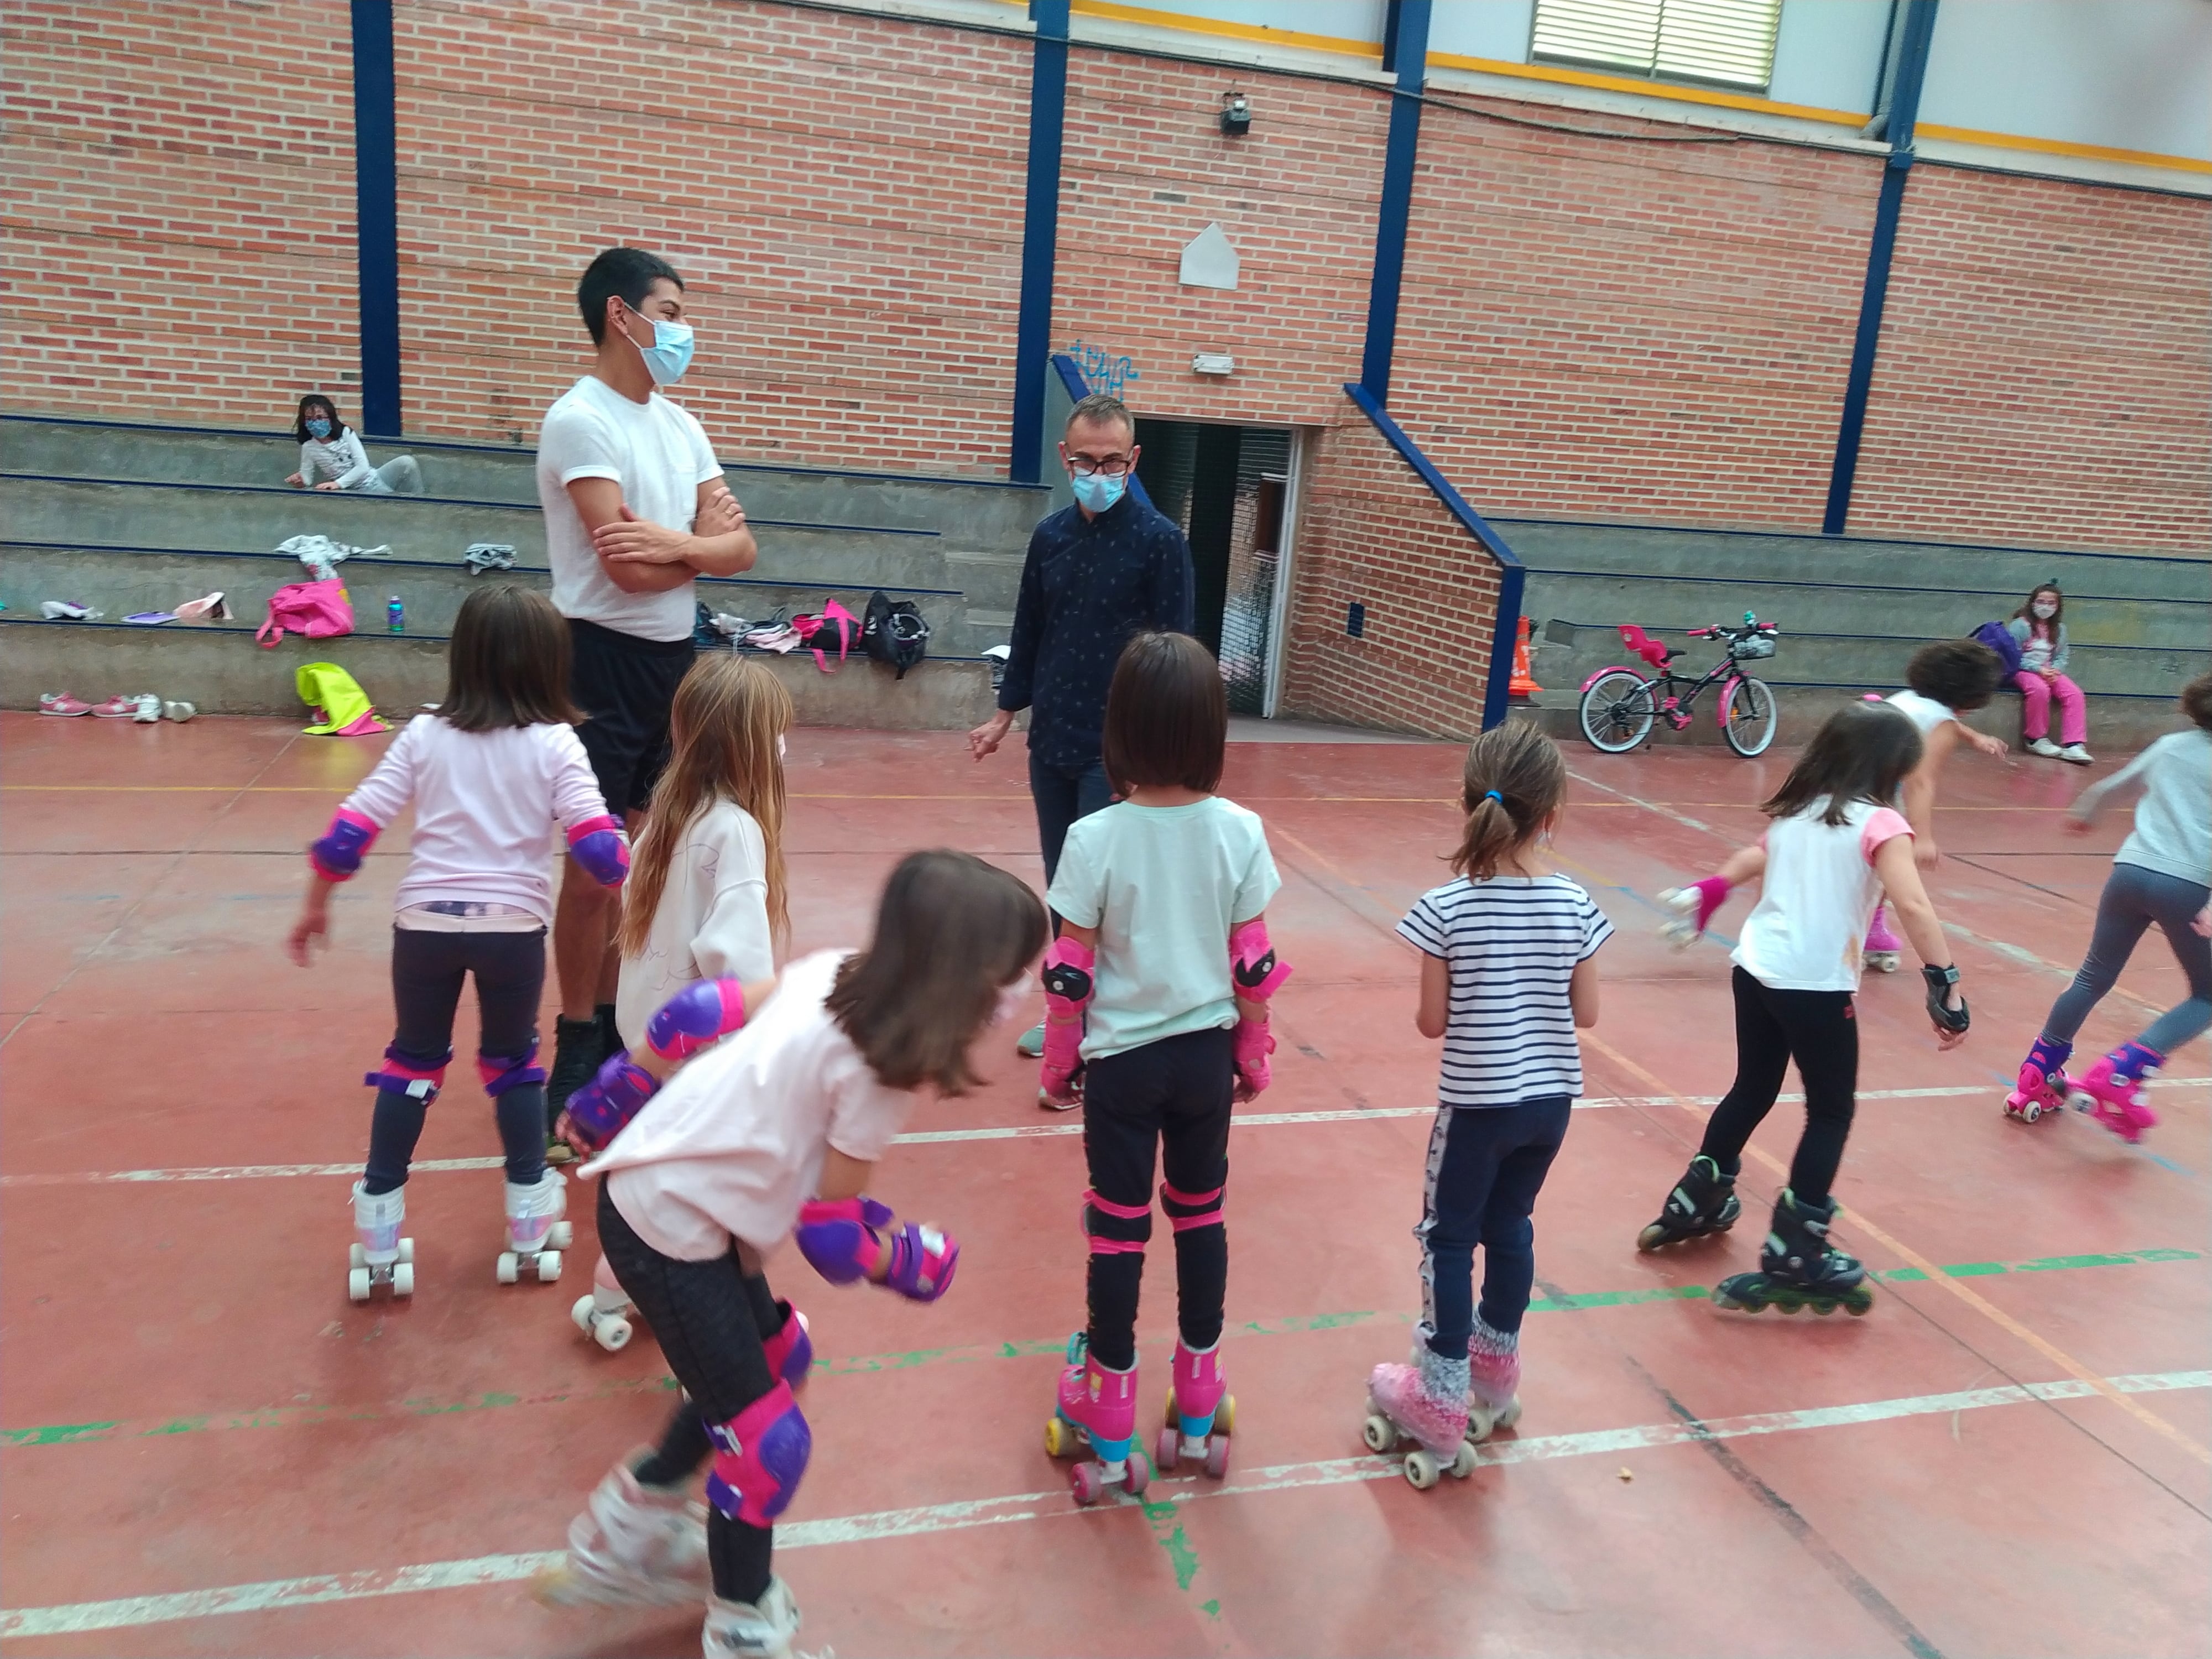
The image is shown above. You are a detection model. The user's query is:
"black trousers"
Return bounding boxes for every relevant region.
[597,1184,790,1605]
[1081,1026,1234,1372]
[363,927,546,1194]
[1699,966,1859,1208]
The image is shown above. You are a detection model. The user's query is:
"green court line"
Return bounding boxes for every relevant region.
[7,1248,2196,1452]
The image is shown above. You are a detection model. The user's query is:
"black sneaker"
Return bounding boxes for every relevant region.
[545,1015,607,1164]
[596,1001,623,1057]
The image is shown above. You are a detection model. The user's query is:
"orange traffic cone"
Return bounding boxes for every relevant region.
[1508,614,1541,701]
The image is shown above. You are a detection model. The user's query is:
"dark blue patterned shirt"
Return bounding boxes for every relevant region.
[998,493,1194,770]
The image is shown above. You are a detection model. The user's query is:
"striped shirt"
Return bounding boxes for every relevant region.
[1397,874,1613,1109]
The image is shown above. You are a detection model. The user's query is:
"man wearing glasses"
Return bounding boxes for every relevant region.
[969,392,1196,1061]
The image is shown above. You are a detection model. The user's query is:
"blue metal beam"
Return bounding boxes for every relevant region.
[1359,0,1430,404]
[1009,0,1071,483]
[1824,0,1937,534]
[349,0,402,436]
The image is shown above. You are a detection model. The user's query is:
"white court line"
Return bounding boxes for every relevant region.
[3,1081,2202,1187]
[4,1368,2203,1638]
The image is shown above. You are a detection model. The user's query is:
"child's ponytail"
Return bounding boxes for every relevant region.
[1449,720,1566,880]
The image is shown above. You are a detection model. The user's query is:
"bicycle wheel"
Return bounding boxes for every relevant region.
[1579,670,1656,753]
[1721,676,1777,757]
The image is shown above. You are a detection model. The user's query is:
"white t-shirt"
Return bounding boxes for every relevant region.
[1046,796,1281,1061]
[300,429,375,489]
[535,375,722,643]
[1735,799,1915,992]
[337,715,613,925]
[615,799,776,1046]
[1887,688,1957,739]
[590,951,917,1259]
[1397,874,1612,1109]
[2077,728,2212,889]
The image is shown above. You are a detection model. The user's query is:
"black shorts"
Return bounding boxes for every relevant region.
[568,618,695,815]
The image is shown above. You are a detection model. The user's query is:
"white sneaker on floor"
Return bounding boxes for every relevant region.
[2027,738,2062,758]
[2057,743,2094,765]
[703,1577,806,1658]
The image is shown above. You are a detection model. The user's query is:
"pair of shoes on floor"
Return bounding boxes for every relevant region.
[40,692,195,722]
[123,593,231,626]
[2027,737,2094,764]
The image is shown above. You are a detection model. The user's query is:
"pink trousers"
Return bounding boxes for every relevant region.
[2016,671,2086,745]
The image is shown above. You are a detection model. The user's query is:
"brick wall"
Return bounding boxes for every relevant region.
[1386,102,1880,532]
[391,0,1030,470]
[1280,411,1504,738]
[1054,50,1384,428]
[1,0,360,426]
[1849,166,2212,553]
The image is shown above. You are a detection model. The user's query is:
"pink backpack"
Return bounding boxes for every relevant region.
[257,579,356,647]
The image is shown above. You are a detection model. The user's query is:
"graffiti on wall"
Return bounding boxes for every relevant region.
[1062,340,1142,400]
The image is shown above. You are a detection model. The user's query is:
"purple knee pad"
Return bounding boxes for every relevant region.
[761,1307,814,1391]
[644,977,749,1062]
[705,1380,811,1526]
[566,813,630,888]
[562,1052,659,1153]
[365,1045,450,1103]
[311,807,380,881]
[476,1037,545,1097]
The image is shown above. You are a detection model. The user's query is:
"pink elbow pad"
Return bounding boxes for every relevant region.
[644,977,749,1061]
[567,814,630,886]
[310,807,380,881]
[1230,919,1290,1000]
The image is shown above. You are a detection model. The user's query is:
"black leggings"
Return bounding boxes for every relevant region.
[597,1182,789,1605]
[1081,1026,1234,1373]
[363,927,547,1194]
[1699,967,1858,1208]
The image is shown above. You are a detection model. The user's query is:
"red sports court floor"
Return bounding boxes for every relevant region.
[2,711,2205,1658]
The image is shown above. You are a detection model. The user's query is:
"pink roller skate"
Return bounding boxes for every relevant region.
[1044,1335,1149,1505]
[1154,1339,1233,1479]
[2004,1035,2072,1124]
[1861,904,1902,973]
[2067,1043,2162,1143]
[1363,1351,1476,1490]
[1465,1318,1525,1441]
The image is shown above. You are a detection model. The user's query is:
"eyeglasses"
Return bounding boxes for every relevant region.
[1067,456,1131,478]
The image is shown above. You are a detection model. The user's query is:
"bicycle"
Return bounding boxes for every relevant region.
[1575,615,1780,757]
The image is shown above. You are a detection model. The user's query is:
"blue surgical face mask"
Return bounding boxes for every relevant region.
[1070,470,1126,514]
[622,303,695,385]
[305,418,332,440]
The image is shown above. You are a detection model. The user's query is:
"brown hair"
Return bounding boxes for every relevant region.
[1761,700,1924,826]
[2180,670,2212,734]
[1102,631,1226,795]
[2013,581,2064,638]
[1451,719,1566,879]
[618,655,792,959]
[1905,639,2004,713]
[826,851,1049,1095]
[440,585,583,733]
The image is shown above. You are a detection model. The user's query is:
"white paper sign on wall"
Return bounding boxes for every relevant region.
[1179,222,1240,290]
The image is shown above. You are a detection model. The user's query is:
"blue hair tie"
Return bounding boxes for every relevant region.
[1482,790,1504,806]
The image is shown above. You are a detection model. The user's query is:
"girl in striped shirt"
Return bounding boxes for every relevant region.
[1366,722,1611,1476]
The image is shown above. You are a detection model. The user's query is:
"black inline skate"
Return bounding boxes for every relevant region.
[1636,1155,1741,1251]
[1714,1189,1874,1316]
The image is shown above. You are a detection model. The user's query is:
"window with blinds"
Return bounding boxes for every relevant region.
[1529,0,1783,91]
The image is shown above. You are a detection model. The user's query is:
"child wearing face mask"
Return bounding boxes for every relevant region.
[285,394,422,494]
[2008,583,2092,764]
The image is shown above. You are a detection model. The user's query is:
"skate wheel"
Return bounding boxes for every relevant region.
[1362,1413,1395,1454]
[1635,1222,1669,1252]
[1044,1416,1073,1459]
[1215,1394,1234,1436]
[1809,1298,1837,1316]
[1494,1397,1522,1432]
[595,1314,632,1352]
[1156,1426,1181,1474]
[349,1242,367,1270]
[392,1262,414,1298]
[1404,1449,1439,1490]
[1775,1299,1800,1315]
[496,1252,519,1285]
[1124,1451,1151,1497]
[535,1250,563,1282]
[1070,1462,1102,1506]
[397,1237,414,1264]
[546,1220,573,1250]
[348,1266,371,1302]
[1203,1436,1230,1480]
[571,1295,596,1335]
[1449,1441,1479,1479]
[1845,1299,1872,1318]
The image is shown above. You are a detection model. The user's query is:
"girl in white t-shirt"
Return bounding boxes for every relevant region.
[1645,701,1970,1316]
[284,394,422,493]
[564,654,792,1349]
[536,851,1046,1658]
[1040,632,1284,1504]
[286,586,629,1302]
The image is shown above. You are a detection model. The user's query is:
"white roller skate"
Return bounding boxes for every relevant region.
[347,1181,414,1302]
[497,1168,569,1284]
[534,1451,711,1609]
[703,1576,805,1658]
[1861,903,1902,973]
[571,1253,638,1351]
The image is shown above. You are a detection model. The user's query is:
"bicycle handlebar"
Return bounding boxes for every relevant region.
[1688,622,1780,639]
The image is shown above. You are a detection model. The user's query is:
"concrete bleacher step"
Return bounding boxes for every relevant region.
[1,413,1048,549]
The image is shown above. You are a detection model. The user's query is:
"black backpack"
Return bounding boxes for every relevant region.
[862,590,930,680]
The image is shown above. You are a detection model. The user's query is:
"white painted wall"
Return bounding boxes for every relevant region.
[1767,0,1891,112]
[1919,0,2212,160]
[1430,0,1538,63]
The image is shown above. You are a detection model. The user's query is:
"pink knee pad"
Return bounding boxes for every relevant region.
[1159,1181,1224,1235]
[705,1381,812,1527]
[477,1037,545,1097]
[761,1307,814,1392]
[1081,1188,1152,1256]
[365,1046,450,1103]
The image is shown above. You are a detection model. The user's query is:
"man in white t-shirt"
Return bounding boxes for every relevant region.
[538,247,759,1134]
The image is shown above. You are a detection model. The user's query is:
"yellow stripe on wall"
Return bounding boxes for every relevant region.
[1915,122,2212,176]
[1071,0,1383,61]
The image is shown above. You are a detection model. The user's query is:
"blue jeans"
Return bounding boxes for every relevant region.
[1416,1097,1572,1357]
[1029,749,1113,888]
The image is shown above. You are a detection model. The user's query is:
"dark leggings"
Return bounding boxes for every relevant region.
[1699,966,1858,1208]
[2043,863,2212,1056]
[597,1182,788,1605]
[363,927,548,1195]
[1416,1097,1572,1356]
[1081,1026,1234,1373]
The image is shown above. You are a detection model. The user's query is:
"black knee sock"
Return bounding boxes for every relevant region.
[741,1275,788,1342]
[495,1087,547,1185]
[708,1512,774,1605]
[363,1088,429,1194]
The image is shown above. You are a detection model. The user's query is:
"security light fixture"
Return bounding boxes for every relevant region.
[1219,90,1250,136]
